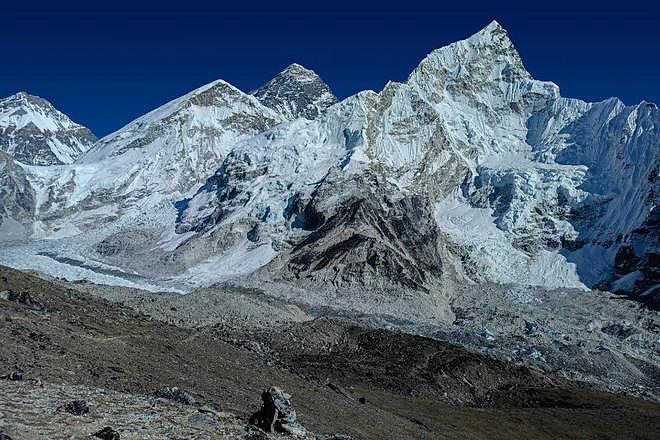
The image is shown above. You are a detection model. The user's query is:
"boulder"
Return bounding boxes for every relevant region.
[0,290,34,305]
[59,399,89,416]
[93,427,120,440]
[249,387,306,435]
[154,386,195,405]
[1,371,23,381]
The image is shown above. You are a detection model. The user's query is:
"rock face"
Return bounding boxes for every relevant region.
[249,387,307,436]
[252,63,338,120]
[0,151,35,241]
[0,92,96,165]
[279,173,447,292]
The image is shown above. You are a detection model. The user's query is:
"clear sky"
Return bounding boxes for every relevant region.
[1,0,658,136]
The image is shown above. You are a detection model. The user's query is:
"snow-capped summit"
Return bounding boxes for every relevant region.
[0,92,96,165]
[0,78,287,241]
[408,19,556,111]
[252,63,337,120]
[80,79,282,168]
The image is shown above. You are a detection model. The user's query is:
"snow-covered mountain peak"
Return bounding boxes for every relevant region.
[472,19,509,41]
[1,91,78,132]
[0,92,96,165]
[465,19,521,60]
[80,78,282,164]
[407,20,539,102]
[252,63,338,120]
[280,63,318,78]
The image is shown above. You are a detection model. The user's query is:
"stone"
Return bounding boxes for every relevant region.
[1,371,23,381]
[0,290,34,305]
[524,320,539,335]
[188,412,220,430]
[601,323,637,339]
[154,386,195,405]
[92,427,120,440]
[249,386,306,435]
[59,399,89,416]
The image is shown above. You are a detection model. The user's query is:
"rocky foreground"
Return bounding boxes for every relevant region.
[1,265,659,439]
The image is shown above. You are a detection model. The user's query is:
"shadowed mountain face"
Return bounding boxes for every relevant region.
[0,151,36,240]
[280,174,446,292]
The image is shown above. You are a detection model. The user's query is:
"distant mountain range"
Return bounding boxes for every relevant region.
[0,21,657,308]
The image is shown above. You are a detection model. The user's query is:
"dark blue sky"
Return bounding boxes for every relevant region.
[1,1,658,137]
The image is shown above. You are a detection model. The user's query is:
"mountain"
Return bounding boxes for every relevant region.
[252,63,338,120]
[0,80,287,241]
[0,20,658,400]
[27,69,335,239]
[1,21,656,300]
[2,21,656,299]
[176,21,658,301]
[0,92,96,165]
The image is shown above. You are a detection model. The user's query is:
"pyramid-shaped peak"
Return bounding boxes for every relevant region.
[0,92,96,165]
[467,19,515,47]
[252,64,337,120]
[283,63,314,73]
[407,19,530,90]
[0,92,77,128]
[482,19,505,33]
[276,63,326,83]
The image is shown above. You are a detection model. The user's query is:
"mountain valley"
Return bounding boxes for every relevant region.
[0,20,658,439]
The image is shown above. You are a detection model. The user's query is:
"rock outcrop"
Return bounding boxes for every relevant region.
[249,387,307,436]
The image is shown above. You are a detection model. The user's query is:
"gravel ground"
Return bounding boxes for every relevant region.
[1,266,659,439]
